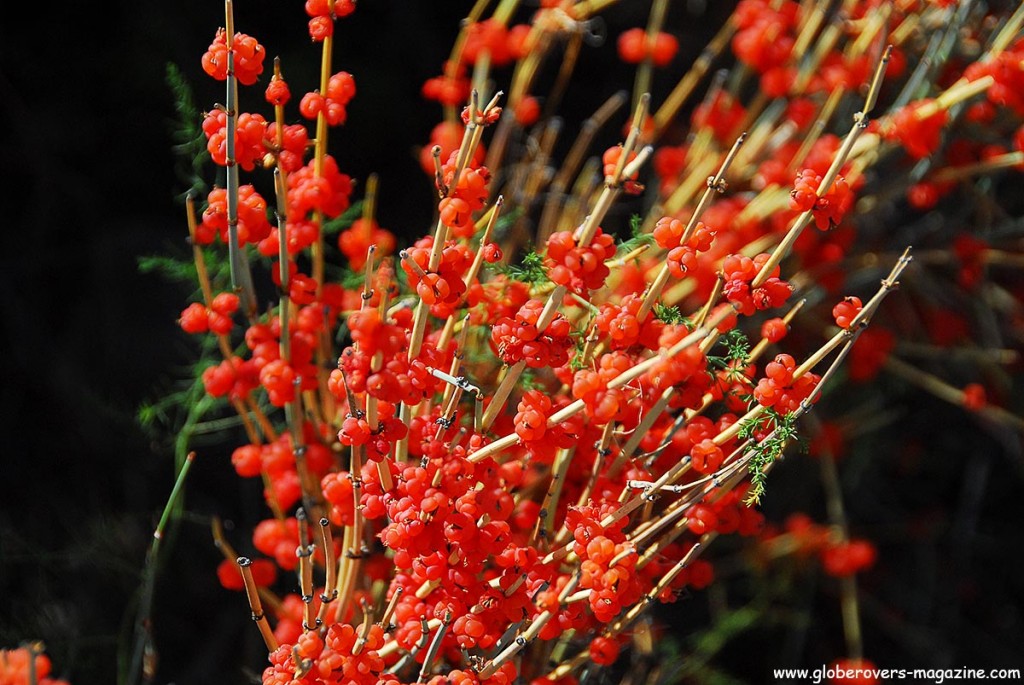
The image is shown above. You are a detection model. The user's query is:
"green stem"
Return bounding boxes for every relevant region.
[123,453,197,685]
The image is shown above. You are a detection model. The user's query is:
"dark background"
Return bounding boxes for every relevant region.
[2,1,1023,684]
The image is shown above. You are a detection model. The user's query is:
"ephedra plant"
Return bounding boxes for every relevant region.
[124,1,1024,684]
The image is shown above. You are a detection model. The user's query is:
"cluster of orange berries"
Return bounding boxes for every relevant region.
[202,29,266,85]
[299,72,357,127]
[490,299,573,368]
[179,293,240,335]
[0,647,70,685]
[544,227,615,295]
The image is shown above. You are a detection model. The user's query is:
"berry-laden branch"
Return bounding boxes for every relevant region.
[223,0,258,319]
[148,1,1024,684]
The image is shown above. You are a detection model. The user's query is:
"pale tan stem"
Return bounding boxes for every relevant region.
[652,18,735,136]
[296,509,317,630]
[885,357,1024,432]
[614,387,673,469]
[632,0,670,114]
[754,45,893,288]
[532,445,577,546]
[315,517,338,625]
[238,557,279,652]
[417,612,452,683]
[463,196,504,291]
[932,152,1024,183]
[377,586,403,629]
[480,360,527,430]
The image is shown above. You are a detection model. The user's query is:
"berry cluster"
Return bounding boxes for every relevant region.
[300,71,357,126]
[545,226,615,295]
[490,299,573,368]
[286,156,354,219]
[203,110,269,171]
[753,354,820,414]
[884,101,949,160]
[179,292,239,335]
[572,352,635,425]
[831,296,862,330]
[653,217,717,278]
[732,0,798,94]
[305,0,357,41]
[154,2,1024,684]
[462,19,531,68]
[789,168,853,231]
[513,390,580,462]
[438,153,493,237]
[422,65,472,108]
[401,237,475,317]
[262,622,386,685]
[197,185,273,244]
[721,253,792,315]
[202,29,266,85]
[616,28,678,67]
[601,146,642,193]
[339,218,396,270]
[0,646,70,685]
[593,294,663,350]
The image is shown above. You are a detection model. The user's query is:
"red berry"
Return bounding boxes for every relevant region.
[211,292,240,316]
[832,296,862,329]
[761,317,788,343]
[299,91,325,119]
[483,242,503,263]
[231,444,263,477]
[690,440,725,474]
[265,76,290,106]
[821,538,877,577]
[886,100,949,159]
[687,504,718,535]
[514,96,541,127]
[589,636,620,666]
[617,28,647,63]
[962,383,987,411]
[828,658,880,685]
[179,302,209,334]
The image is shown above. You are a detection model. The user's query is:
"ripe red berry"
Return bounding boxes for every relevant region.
[589,636,620,666]
[514,96,541,127]
[828,658,880,685]
[211,292,240,316]
[179,302,209,334]
[761,317,789,343]
[821,538,877,577]
[650,32,679,66]
[483,242,503,263]
[962,383,987,411]
[308,15,333,41]
[687,504,718,535]
[690,440,725,475]
[832,296,863,329]
[231,444,263,477]
[299,91,325,119]
[617,28,647,63]
[265,76,290,106]
[886,100,949,159]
